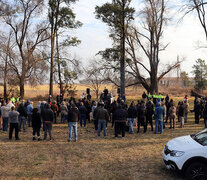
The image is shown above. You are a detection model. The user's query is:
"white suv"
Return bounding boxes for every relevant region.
[163,129,207,180]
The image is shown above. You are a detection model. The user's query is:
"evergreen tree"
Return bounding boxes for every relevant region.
[95,0,135,97]
[192,59,207,92]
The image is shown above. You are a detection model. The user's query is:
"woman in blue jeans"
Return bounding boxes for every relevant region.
[127,102,137,134]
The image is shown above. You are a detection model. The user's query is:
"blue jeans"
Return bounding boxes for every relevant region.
[61,114,66,123]
[80,114,86,127]
[128,118,135,134]
[98,120,106,137]
[19,116,26,131]
[155,119,163,134]
[27,114,32,127]
[3,117,8,131]
[68,122,77,141]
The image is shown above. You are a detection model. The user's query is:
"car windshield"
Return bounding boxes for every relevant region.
[191,129,207,146]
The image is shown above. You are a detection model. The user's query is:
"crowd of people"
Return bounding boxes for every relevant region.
[0,92,207,142]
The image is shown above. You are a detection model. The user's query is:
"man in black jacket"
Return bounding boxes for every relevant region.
[114,105,128,139]
[18,101,27,132]
[42,103,54,140]
[67,104,80,142]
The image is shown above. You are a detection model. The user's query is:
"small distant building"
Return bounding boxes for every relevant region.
[159,77,194,87]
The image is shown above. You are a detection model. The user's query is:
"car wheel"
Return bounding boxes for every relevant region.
[185,162,207,180]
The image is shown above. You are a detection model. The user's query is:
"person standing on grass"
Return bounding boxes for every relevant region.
[92,102,99,130]
[137,101,147,133]
[32,108,42,141]
[79,102,87,128]
[51,101,59,124]
[42,104,54,141]
[114,104,127,139]
[146,100,154,132]
[178,102,185,128]
[183,99,189,123]
[169,102,176,129]
[27,100,33,127]
[96,102,109,138]
[127,101,137,134]
[154,102,165,134]
[60,101,68,123]
[203,101,207,128]
[84,100,91,123]
[1,103,11,132]
[194,99,201,124]
[67,104,80,142]
[18,101,27,132]
[9,106,20,140]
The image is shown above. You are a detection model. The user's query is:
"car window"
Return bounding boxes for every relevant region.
[194,130,207,146]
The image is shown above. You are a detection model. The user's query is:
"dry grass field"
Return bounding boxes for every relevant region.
[0,107,205,180]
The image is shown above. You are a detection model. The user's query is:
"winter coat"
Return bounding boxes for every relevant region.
[169,106,176,119]
[127,106,137,119]
[42,104,54,122]
[27,104,33,115]
[154,106,165,121]
[1,106,11,118]
[32,113,41,129]
[17,104,27,117]
[114,108,127,122]
[67,107,80,122]
[79,105,87,115]
[178,105,185,117]
[9,111,20,123]
[95,107,109,121]
[60,103,68,116]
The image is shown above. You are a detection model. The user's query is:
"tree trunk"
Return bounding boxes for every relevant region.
[49,31,55,97]
[150,67,158,94]
[20,77,25,98]
[120,1,126,97]
[56,33,63,95]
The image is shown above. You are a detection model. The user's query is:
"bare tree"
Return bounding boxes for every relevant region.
[0,0,50,98]
[82,59,106,100]
[182,0,207,41]
[125,0,181,94]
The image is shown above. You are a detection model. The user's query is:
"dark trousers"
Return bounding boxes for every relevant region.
[33,127,40,137]
[94,120,98,130]
[146,116,153,131]
[195,112,200,124]
[53,113,57,124]
[28,114,32,127]
[80,114,86,127]
[9,123,19,140]
[44,122,52,140]
[87,113,90,123]
[115,122,126,137]
[137,118,147,133]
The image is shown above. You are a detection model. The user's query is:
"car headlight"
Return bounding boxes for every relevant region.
[170,150,185,157]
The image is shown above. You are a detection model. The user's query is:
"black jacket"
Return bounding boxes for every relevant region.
[17,104,27,117]
[32,113,41,129]
[42,104,54,122]
[79,105,87,115]
[127,106,137,118]
[114,108,127,122]
[67,107,80,122]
